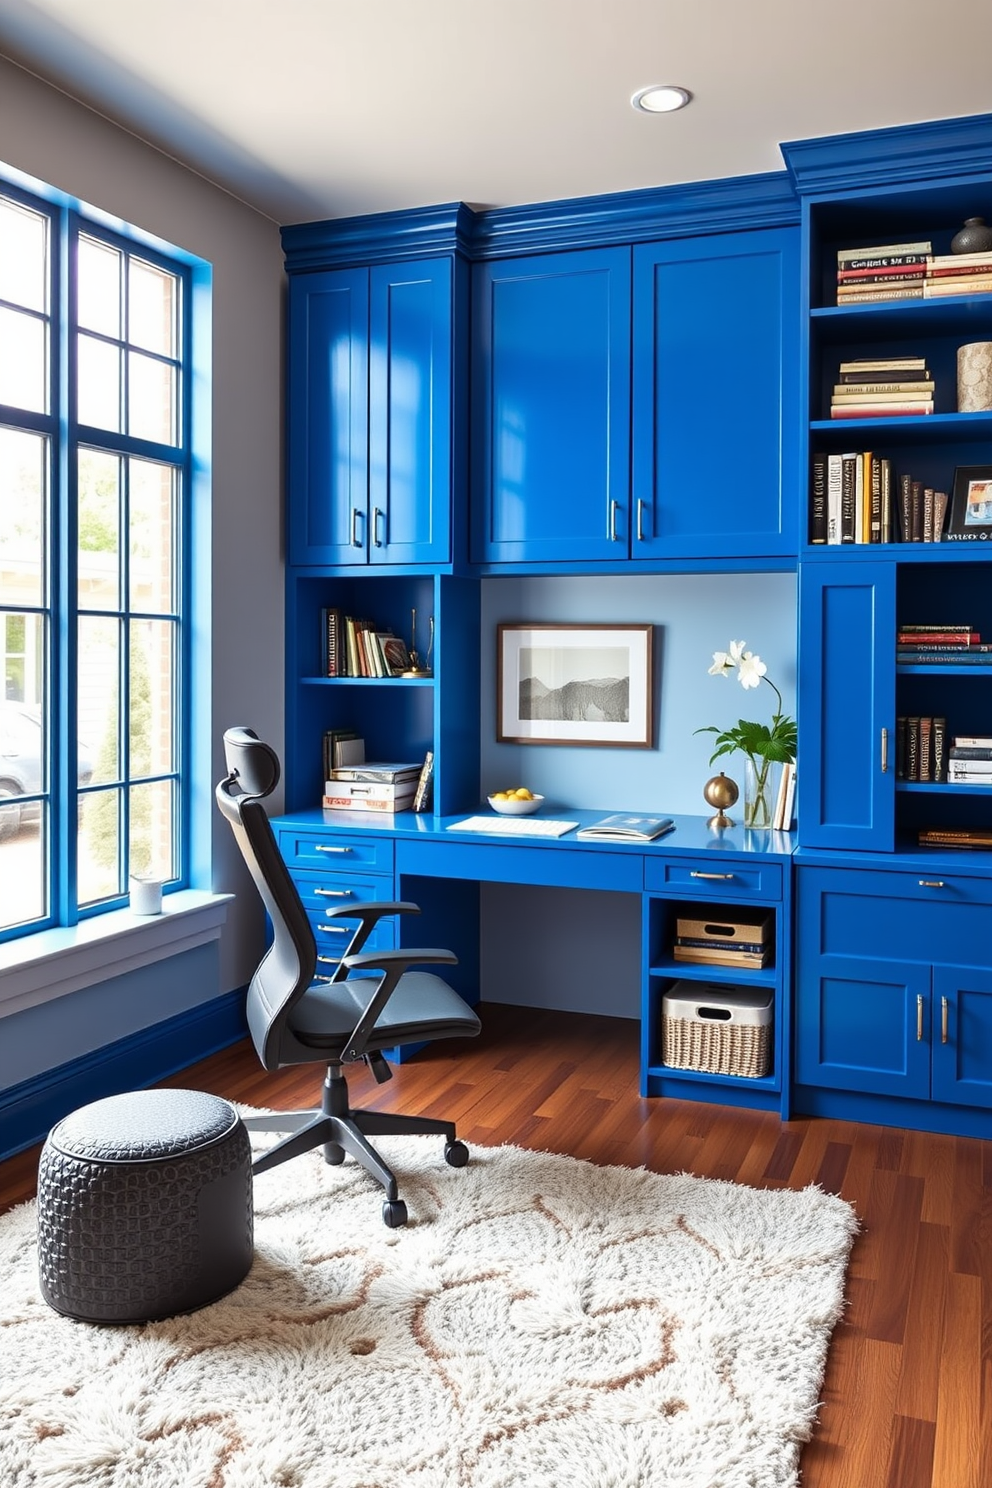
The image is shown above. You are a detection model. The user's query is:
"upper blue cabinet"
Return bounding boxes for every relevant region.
[632,228,800,562]
[471,224,800,566]
[287,256,457,568]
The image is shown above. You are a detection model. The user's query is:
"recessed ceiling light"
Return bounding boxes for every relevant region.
[631,85,692,114]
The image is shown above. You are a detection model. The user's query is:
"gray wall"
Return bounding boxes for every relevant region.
[0,55,284,1067]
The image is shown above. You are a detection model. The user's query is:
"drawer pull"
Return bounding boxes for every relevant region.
[316,954,337,964]
[319,924,351,936]
[314,973,334,984]
[315,887,352,897]
[917,994,924,1041]
[689,871,735,881]
[942,997,949,1044]
[315,845,351,855]
[918,880,945,889]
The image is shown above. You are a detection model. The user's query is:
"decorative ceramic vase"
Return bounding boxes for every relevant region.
[957,342,992,412]
[950,217,992,254]
[743,755,776,830]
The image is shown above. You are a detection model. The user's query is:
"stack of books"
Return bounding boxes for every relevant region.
[673,911,772,970]
[323,760,422,813]
[835,241,930,304]
[947,734,992,786]
[830,357,934,419]
[897,623,992,665]
[919,827,992,849]
[923,250,992,298]
[772,762,796,830]
[895,716,947,782]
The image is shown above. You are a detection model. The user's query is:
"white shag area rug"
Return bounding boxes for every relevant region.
[0,1130,857,1488]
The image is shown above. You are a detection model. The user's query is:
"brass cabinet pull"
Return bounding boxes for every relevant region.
[880,726,888,773]
[689,871,735,880]
[942,997,949,1044]
[918,880,945,889]
[373,507,384,546]
[609,499,620,541]
[917,994,924,1041]
[315,887,351,898]
[315,845,351,854]
[636,499,646,541]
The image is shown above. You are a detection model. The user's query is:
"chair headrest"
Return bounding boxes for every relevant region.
[222,726,280,801]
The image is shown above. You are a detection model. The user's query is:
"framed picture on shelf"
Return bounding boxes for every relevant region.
[948,466,992,541]
[378,635,411,675]
[497,623,654,747]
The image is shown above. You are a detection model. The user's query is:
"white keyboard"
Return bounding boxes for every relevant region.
[446,815,580,838]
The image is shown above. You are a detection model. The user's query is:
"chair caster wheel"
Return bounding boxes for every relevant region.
[382,1199,408,1228]
[444,1140,469,1168]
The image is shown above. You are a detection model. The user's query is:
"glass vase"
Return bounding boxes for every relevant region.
[743,754,776,830]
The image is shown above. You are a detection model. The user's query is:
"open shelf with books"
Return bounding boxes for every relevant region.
[285,572,480,817]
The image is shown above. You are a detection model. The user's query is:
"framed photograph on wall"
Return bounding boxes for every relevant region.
[948,465,992,540]
[497,623,654,747]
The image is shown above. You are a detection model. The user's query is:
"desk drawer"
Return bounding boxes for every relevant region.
[645,857,782,901]
[294,872,397,956]
[277,827,394,875]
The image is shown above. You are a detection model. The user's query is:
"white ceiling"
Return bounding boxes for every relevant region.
[1,0,991,227]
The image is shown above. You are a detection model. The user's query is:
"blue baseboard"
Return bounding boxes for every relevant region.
[0,989,249,1164]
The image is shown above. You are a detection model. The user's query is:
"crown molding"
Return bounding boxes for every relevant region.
[282,201,477,271]
[780,113,992,197]
[282,173,799,271]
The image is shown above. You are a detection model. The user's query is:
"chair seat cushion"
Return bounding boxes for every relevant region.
[289,970,481,1051]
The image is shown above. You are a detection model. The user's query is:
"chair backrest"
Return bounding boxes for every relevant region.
[216,727,317,1069]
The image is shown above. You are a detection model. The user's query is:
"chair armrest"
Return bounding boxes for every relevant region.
[320,900,421,923]
[342,948,458,972]
[339,947,459,1061]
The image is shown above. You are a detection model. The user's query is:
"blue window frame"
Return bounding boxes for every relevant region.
[0,172,201,941]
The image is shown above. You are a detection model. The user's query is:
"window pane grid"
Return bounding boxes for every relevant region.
[1,188,191,941]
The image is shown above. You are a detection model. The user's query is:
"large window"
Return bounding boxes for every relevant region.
[0,182,192,941]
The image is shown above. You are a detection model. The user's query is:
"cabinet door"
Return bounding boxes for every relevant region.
[798,561,896,850]
[931,964,992,1110]
[471,247,631,563]
[369,258,452,566]
[631,227,800,560]
[795,952,932,1099]
[288,267,369,566]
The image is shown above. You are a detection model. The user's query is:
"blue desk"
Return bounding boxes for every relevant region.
[272,808,796,1117]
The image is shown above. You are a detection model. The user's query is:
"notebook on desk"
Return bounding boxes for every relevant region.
[446,816,580,838]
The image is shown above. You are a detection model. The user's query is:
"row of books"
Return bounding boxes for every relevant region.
[828,357,933,419]
[810,451,947,544]
[835,240,992,304]
[321,753,434,813]
[320,607,414,678]
[771,762,796,831]
[672,911,772,970]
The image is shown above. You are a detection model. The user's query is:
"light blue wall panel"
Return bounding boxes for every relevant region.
[478,572,796,1015]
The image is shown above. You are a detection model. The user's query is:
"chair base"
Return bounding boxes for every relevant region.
[242,1064,459,1214]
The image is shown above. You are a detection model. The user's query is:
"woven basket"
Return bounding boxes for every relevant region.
[661,982,773,1079]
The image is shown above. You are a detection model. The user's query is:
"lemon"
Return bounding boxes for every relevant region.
[513,788,533,799]
[491,791,509,801]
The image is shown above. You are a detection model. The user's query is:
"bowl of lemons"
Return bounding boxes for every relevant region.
[487,787,544,816]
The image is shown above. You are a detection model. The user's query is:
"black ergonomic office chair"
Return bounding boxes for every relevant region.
[216,726,481,1226]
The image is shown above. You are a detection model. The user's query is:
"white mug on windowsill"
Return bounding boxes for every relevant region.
[130,876,164,915]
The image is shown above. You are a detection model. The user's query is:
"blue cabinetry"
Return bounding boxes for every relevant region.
[288,258,456,568]
[470,247,631,564]
[795,863,992,1134]
[631,228,800,561]
[471,228,800,566]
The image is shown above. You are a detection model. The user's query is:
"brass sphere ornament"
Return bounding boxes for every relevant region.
[703,771,739,829]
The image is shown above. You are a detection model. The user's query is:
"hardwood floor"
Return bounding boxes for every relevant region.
[3,1000,989,1488]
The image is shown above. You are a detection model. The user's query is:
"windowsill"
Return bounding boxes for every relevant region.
[0,891,233,1018]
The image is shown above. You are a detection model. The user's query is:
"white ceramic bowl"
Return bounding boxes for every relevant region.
[487,793,545,816]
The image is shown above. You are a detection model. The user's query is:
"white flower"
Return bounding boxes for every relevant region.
[728,639,747,664]
[738,650,768,690]
[708,650,735,677]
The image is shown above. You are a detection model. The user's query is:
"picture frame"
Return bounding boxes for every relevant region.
[497,623,654,747]
[948,466,992,541]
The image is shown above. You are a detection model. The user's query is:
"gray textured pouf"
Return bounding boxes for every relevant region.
[37,1088,253,1324]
